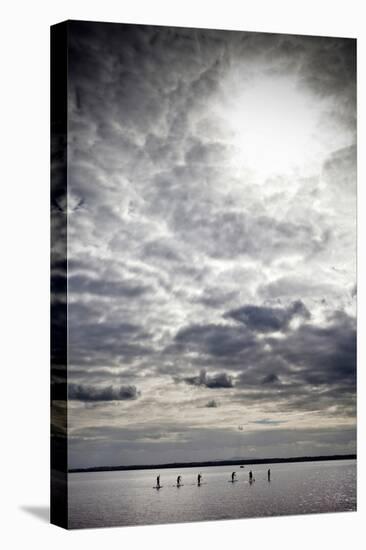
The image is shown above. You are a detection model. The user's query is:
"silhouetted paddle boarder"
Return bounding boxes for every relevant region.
[156,475,161,488]
[249,470,253,483]
[231,472,236,482]
[197,473,202,486]
[267,469,271,482]
[177,475,182,487]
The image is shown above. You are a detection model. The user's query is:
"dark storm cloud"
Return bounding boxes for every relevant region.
[269,311,356,388]
[225,300,310,332]
[69,383,140,402]
[261,373,280,385]
[205,400,219,408]
[174,323,256,358]
[183,369,233,388]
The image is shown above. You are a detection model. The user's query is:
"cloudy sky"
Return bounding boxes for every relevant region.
[65,21,356,469]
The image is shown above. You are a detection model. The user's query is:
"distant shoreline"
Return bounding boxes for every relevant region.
[69,453,356,473]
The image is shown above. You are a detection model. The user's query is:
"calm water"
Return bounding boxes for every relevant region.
[68,460,356,529]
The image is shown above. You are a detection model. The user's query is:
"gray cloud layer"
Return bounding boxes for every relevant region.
[182,369,234,389]
[64,21,356,468]
[225,300,310,332]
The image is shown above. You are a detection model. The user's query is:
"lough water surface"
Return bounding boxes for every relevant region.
[68,459,356,529]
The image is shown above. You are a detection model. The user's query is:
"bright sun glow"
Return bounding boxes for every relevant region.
[217,75,325,178]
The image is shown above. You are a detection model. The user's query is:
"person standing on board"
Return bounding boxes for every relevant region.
[231,471,236,482]
[177,475,182,486]
[197,473,202,486]
[249,470,253,483]
[156,474,161,488]
[267,469,271,482]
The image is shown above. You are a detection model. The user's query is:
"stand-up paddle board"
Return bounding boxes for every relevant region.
[153,486,163,489]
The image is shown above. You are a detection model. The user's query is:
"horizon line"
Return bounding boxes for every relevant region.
[68,453,356,473]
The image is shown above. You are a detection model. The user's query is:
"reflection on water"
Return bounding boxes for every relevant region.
[68,459,356,529]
